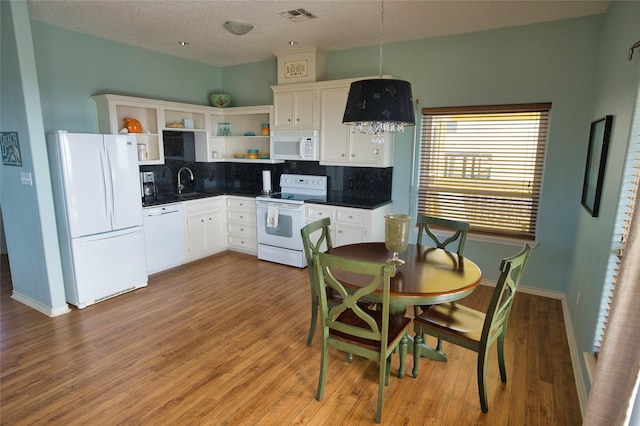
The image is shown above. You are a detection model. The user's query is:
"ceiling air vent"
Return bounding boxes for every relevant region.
[280,8,317,22]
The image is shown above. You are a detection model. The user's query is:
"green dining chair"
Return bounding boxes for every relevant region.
[314,252,411,424]
[301,218,334,346]
[412,244,533,413]
[414,215,471,317]
[416,215,470,254]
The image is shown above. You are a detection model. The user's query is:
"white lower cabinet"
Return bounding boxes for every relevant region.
[226,196,257,254]
[306,203,390,247]
[185,197,227,262]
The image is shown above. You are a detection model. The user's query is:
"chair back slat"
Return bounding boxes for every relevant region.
[481,244,533,347]
[300,218,334,346]
[301,217,333,270]
[416,215,469,255]
[315,252,395,346]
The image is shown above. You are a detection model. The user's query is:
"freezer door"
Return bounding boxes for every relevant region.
[69,227,148,308]
[104,134,143,230]
[55,133,111,238]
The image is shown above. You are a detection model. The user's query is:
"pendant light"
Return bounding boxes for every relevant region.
[342,0,415,152]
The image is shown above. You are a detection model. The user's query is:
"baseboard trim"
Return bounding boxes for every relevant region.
[11,291,71,317]
[481,280,587,416]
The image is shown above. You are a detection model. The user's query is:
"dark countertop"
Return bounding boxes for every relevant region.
[142,191,257,207]
[142,190,391,210]
[312,194,392,210]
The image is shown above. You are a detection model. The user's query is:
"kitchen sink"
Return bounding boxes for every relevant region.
[176,192,212,201]
[145,192,216,206]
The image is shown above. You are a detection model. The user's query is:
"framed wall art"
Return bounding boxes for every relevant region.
[1,131,23,167]
[581,115,613,217]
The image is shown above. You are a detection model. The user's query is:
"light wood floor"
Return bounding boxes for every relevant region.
[1,251,582,425]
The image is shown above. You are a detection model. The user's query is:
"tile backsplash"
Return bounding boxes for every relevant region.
[141,161,392,201]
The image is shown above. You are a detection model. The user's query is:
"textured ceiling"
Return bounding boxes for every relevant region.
[27,0,610,67]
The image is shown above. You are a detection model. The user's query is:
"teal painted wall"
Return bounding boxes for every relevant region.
[31,21,224,133]
[566,0,640,398]
[221,59,278,106]
[1,1,68,313]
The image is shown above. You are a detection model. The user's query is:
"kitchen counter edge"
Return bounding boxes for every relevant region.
[143,192,392,210]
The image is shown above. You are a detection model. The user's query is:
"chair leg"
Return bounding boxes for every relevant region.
[477,350,489,413]
[412,332,423,377]
[385,355,392,386]
[398,334,408,378]
[497,333,507,383]
[413,305,421,317]
[376,356,387,423]
[307,293,318,346]
[316,338,328,401]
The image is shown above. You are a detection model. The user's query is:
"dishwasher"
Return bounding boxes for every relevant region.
[142,203,186,274]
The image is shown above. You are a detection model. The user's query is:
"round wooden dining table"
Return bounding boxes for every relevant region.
[329,242,483,306]
[328,242,483,363]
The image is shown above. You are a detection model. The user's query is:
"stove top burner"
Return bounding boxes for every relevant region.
[255,174,328,204]
[255,192,326,204]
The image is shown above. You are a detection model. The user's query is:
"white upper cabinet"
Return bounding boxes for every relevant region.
[197,106,279,163]
[93,94,280,164]
[272,87,318,130]
[93,94,165,165]
[318,82,394,167]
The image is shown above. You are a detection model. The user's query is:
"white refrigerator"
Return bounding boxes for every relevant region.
[47,131,148,308]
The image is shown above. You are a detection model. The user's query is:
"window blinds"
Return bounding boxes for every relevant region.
[418,104,550,239]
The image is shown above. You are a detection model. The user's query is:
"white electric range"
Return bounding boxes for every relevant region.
[255,174,328,267]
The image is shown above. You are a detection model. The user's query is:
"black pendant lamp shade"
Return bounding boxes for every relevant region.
[342,78,415,127]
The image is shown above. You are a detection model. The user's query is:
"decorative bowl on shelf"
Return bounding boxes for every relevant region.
[233,153,246,159]
[210,93,231,108]
[259,153,270,159]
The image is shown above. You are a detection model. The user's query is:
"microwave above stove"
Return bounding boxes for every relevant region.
[270,130,319,161]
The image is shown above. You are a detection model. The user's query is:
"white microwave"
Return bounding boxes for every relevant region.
[270,130,319,161]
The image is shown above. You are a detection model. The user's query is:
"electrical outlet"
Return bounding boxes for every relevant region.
[576,292,581,308]
[20,172,33,186]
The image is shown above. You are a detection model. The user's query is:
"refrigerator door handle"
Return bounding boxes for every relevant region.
[98,142,112,225]
[102,141,115,225]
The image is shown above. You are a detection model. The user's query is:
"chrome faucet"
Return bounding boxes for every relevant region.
[177,166,194,194]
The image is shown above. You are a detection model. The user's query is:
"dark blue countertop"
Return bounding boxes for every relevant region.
[142,191,391,210]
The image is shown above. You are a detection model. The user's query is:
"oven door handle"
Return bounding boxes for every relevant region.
[256,201,303,211]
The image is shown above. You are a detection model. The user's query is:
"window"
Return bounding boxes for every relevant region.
[418,103,551,240]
